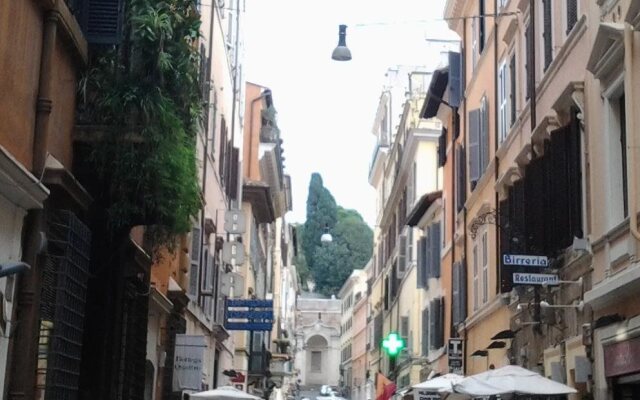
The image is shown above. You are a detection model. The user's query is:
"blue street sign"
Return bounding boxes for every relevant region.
[224,298,274,331]
[224,322,272,331]
[226,310,274,320]
[226,299,273,308]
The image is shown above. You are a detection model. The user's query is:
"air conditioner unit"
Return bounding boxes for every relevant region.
[571,237,591,253]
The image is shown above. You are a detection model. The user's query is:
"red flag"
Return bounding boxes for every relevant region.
[375,373,396,400]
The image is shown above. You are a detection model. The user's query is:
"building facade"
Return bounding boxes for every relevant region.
[366,62,451,392]
[429,1,640,399]
[338,269,367,398]
[294,294,341,388]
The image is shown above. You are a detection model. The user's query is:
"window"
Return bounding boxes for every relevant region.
[605,87,629,224]
[311,351,322,372]
[498,60,509,142]
[509,52,517,126]
[429,297,444,350]
[456,145,466,212]
[438,128,447,167]
[468,96,490,188]
[479,0,486,53]
[498,0,507,10]
[400,316,409,346]
[524,20,532,100]
[482,232,489,304]
[407,162,416,209]
[472,18,478,67]
[407,228,414,264]
[472,245,479,311]
[421,308,429,356]
[189,226,201,298]
[452,260,467,326]
[472,229,490,309]
[566,0,578,35]
[542,0,553,71]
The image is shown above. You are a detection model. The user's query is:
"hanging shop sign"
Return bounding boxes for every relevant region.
[502,254,548,267]
[172,335,206,391]
[512,272,559,285]
[448,338,464,375]
[501,253,555,292]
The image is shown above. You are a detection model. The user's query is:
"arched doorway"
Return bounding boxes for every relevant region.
[306,335,328,385]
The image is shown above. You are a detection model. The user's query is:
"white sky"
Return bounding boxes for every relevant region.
[244,0,451,227]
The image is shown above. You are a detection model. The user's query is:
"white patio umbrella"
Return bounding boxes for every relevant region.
[190,386,264,400]
[413,374,465,392]
[451,365,577,397]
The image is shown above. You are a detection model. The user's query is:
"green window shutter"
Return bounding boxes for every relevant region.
[468,109,481,187]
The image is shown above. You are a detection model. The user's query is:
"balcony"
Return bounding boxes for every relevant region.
[270,358,293,377]
[248,343,270,376]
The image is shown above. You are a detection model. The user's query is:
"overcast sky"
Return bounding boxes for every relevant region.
[244,0,452,227]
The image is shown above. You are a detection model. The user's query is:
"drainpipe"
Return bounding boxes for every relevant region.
[624,24,640,244]
[228,0,241,209]
[8,10,59,400]
[33,12,58,174]
[493,0,501,296]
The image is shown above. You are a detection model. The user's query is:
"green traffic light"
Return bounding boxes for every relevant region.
[382,332,405,356]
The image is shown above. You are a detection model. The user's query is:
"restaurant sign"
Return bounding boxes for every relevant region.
[172,334,206,391]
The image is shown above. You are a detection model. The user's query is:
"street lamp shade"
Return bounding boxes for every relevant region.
[331,24,352,61]
[320,232,333,243]
[320,224,333,243]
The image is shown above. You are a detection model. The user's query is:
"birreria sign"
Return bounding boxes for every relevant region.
[500,254,556,292]
[502,254,548,267]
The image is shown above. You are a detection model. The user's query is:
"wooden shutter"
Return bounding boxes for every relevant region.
[425,230,433,283]
[448,52,462,108]
[189,227,201,297]
[438,129,447,167]
[398,234,407,275]
[550,125,570,250]
[431,223,441,278]
[417,238,425,288]
[452,261,460,326]
[468,109,481,186]
[453,261,468,326]
[566,0,578,34]
[481,98,490,172]
[421,308,429,356]
[568,112,583,240]
[525,22,532,100]
[227,147,239,200]
[509,53,517,127]
[479,0,486,52]
[435,297,444,348]
[82,0,124,44]
[219,118,227,181]
[429,299,437,349]
[543,0,553,70]
[456,145,466,212]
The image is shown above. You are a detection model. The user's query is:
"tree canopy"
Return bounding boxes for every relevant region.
[297,173,373,296]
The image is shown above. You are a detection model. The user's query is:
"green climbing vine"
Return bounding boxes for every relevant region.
[78,0,204,246]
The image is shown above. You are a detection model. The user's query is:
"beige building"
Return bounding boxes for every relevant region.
[294,294,342,388]
[351,263,371,400]
[233,83,292,396]
[583,2,640,399]
[437,0,640,399]
[338,269,368,397]
[366,64,447,390]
